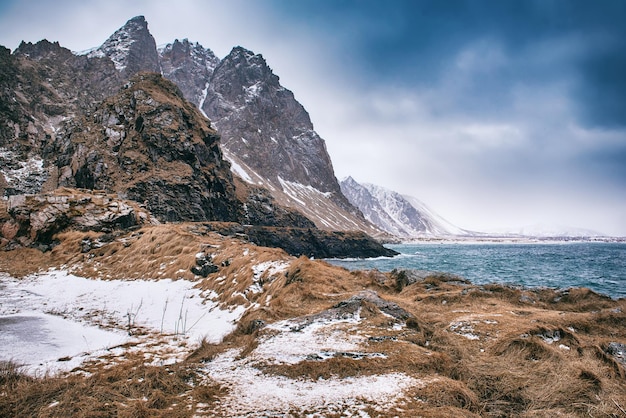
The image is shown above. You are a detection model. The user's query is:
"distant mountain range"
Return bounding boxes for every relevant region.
[340,177,615,240]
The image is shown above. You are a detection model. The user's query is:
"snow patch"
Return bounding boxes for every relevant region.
[249,261,289,294]
[0,148,46,193]
[0,270,245,374]
[252,314,364,365]
[198,81,210,118]
[223,154,252,183]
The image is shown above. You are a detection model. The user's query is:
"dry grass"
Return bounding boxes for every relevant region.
[2,224,626,417]
[0,357,225,418]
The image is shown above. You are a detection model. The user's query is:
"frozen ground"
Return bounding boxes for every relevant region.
[0,270,245,375]
[197,306,419,416]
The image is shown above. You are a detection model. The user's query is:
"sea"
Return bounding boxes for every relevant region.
[327,242,626,300]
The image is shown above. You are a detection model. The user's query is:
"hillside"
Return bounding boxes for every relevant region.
[1,219,625,416]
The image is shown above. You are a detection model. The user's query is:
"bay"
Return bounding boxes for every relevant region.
[327,242,626,299]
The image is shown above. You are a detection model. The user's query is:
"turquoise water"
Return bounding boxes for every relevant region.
[327,242,626,299]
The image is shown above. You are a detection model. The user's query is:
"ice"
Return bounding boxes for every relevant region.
[0,312,126,375]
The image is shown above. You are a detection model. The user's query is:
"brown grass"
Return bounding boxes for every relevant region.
[2,223,626,417]
[0,357,225,418]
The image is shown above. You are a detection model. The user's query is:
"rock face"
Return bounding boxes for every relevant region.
[203,47,338,194]
[159,39,219,108]
[199,46,375,233]
[88,15,160,78]
[340,176,466,238]
[0,40,120,195]
[1,188,154,249]
[244,226,398,259]
[43,72,243,223]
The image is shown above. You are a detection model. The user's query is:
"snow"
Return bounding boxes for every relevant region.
[198,308,419,415]
[200,349,417,416]
[0,312,127,375]
[244,82,262,102]
[277,176,332,207]
[249,260,289,294]
[0,148,46,191]
[224,155,253,183]
[0,270,245,375]
[252,313,364,365]
[198,81,210,118]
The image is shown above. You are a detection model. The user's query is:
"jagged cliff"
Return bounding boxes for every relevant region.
[0,16,394,257]
[197,46,377,233]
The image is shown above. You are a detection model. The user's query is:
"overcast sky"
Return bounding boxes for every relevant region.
[1,0,625,235]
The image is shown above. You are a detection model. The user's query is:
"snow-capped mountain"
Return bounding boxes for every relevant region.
[1,15,384,238]
[340,177,467,238]
[489,224,606,238]
[86,16,377,234]
[87,16,159,77]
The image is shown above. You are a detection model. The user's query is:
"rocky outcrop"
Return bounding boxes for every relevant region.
[1,188,155,249]
[43,72,244,223]
[243,226,398,259]
[239,182,315,228]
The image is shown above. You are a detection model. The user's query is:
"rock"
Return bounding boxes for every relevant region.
[243,226,398,259]
[1,188,154,248]
[191,252,219,277]
[391,269,469,291]
[89,16,160,78]
[606,342,626,366]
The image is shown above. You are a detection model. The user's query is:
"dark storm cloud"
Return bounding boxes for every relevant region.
[270,0,626,127]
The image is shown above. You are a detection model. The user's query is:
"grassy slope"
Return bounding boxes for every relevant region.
[1,224,625,417]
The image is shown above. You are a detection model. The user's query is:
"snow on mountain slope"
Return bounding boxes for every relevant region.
[340,177,466,238]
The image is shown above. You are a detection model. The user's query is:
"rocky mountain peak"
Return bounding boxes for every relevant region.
[13,39,72,61]
[158,39,219,108]
[88,15,159,77]
[222,46,280,89]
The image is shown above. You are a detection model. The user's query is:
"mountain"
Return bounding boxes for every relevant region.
[74,15,379,235]
[340,176,466,238]
[0,16,394,257]
[158,39,219,108]
[161,43,377,234]
[490,224,607,238]
[87,15,160,78]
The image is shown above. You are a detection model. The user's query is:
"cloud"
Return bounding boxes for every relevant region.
[1,0,625,235]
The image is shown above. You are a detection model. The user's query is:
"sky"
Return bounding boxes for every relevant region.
[1,0,625,236]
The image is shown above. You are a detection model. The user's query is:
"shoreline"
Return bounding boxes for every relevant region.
[400,235,626,245]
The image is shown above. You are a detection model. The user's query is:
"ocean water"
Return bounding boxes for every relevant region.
[327,242,626,299]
